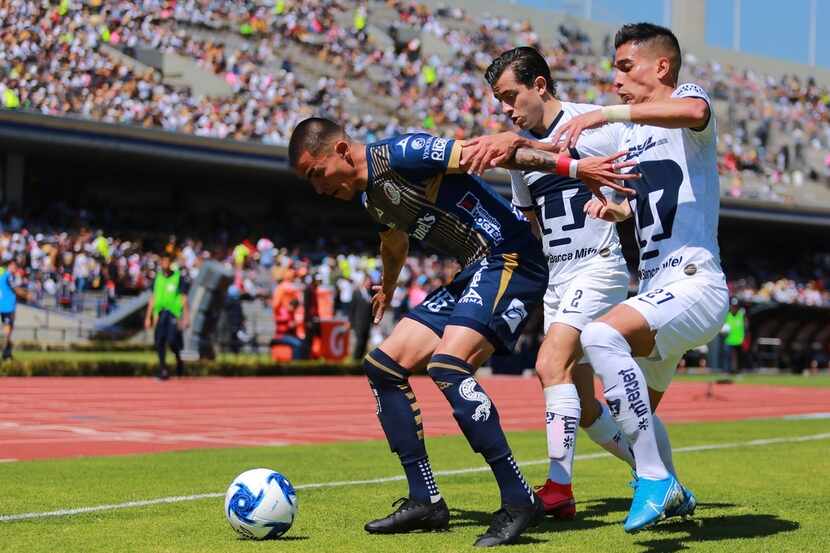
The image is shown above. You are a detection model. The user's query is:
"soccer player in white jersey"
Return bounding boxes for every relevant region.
[475,47,636,519]
[463,23,728,533]
[546,22,729,532]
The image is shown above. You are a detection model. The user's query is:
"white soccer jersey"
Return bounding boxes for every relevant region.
[620,84,724,292]
[510,102,626,285]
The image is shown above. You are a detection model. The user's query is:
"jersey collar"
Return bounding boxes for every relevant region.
[528,109,564,140]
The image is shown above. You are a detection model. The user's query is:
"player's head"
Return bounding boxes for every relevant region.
[613,22,681,103]
[485,46,556,131]
[289,117,363,201]
[159,253,173,273]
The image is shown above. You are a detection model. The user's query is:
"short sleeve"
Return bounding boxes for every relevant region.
[509,169,533,209]
[672,83,714,138]
[387,133,462,180]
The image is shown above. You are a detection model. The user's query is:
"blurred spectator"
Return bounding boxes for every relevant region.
[272,297,303,360]
[349,273,373,360]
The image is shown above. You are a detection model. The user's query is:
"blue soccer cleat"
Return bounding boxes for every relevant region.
[665,485,697,519]
[623,475,683,533]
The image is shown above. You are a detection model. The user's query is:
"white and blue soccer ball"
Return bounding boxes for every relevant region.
[224,468,298,540]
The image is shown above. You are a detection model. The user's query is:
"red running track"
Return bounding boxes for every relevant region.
[1,377,828,461]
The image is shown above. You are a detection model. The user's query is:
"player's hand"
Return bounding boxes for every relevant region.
[460,132,525,175]
[144,316,153,330]
[583,197,625,222]
[575,152,639,203]
[178,318,189,331]
[549,109,607,151]
[371,285,392,325]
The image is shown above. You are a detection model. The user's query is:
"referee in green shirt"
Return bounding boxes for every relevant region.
[144,253,190,380]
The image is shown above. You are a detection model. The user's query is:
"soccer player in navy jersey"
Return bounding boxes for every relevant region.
[288,117,629,546]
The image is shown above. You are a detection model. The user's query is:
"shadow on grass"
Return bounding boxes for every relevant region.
[236,535,310,542]
[636,514,800,553]
[579,497,737,519]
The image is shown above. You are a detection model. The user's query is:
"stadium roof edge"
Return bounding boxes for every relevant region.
[0,110,292,175]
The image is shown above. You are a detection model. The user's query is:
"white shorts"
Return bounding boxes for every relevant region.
[625,274,729,392]
[544,265,629,334]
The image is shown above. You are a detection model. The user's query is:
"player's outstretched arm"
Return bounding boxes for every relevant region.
[549,97,710,150]
[373,229,409,324]
[506,147,638,204]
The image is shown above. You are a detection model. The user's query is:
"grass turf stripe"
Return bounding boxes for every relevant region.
[2,431,829,523]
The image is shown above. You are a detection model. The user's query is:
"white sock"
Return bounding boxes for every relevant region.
[584,402,635,468]
[544,383,580,485]
[652,415,676,477]
[581,322,669,480]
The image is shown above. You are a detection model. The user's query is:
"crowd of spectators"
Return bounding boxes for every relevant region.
[2,0,829,203]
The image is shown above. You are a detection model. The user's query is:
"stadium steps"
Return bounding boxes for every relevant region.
[179,25,396,121]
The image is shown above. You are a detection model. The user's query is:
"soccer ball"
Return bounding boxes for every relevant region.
[224,468,298,540]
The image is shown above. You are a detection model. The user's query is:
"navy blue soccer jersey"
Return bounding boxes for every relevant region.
[363,133,537,268]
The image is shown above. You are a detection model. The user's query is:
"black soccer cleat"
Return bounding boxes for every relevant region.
[474,494,545,547]
[364,497,450,534]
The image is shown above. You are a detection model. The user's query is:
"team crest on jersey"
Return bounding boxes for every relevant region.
[382,182,401,205]
[411,137,426,150]
[456,192,503,244]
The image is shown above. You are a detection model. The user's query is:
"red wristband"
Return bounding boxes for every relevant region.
[555,155,572,177]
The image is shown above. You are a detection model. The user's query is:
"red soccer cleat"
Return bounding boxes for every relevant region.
[534,480,576,520]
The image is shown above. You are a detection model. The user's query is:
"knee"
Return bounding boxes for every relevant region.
[535,359,570,386]
[363,348,410,386]
[581,321,627,353]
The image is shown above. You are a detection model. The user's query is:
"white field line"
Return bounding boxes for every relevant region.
[2,431,829,523]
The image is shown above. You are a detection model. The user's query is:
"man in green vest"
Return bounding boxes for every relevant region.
[721,298,746,374]
[145,253,190,380]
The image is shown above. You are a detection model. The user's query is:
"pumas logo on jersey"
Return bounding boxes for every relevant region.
[456,192,503,244]
[501,298,528,333]
[382,182,401,205]
[624,135,669,161]
[412,212,437,240]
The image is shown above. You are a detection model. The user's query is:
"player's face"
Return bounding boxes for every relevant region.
[160,257,171,272]
[295,146,359,201]
[491,68,545,131]
[613,42,662,104]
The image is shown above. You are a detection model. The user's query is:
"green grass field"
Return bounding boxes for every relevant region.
[2,417,828,552]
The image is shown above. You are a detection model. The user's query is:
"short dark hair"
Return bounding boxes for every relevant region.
[614,22,681,83]
[485,46,556,96]
[288,117,346,168]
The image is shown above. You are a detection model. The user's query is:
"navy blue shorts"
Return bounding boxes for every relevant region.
[155,310,183,352]
[0,312,14,328]
[405,249,547,354]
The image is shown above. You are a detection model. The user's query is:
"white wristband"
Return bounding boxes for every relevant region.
[602,105,632,123]
[568,159,579,179]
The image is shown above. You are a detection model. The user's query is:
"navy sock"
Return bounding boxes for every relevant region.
[403,457,440,503]
[427,354,532,506]
[364,349,440,502]
[488,454,534,506]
